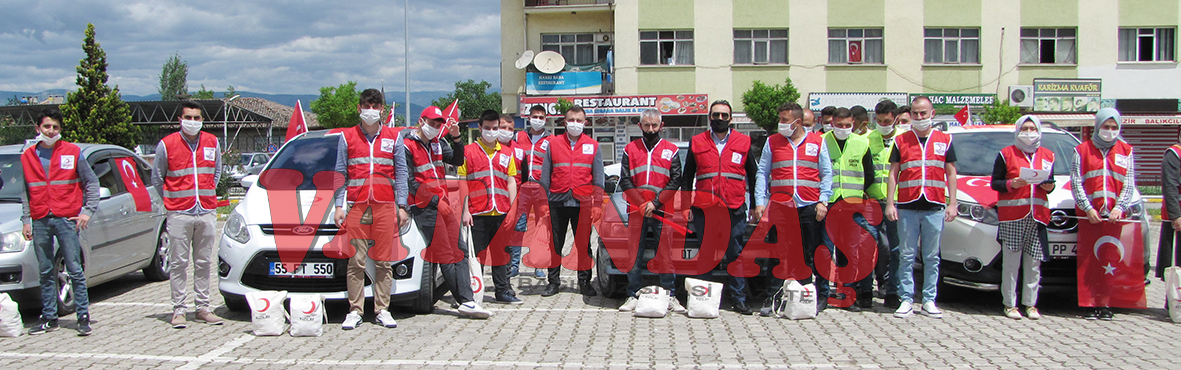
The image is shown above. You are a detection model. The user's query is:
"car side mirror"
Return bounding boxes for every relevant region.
[99,187,112,199]
[240,175,259,189]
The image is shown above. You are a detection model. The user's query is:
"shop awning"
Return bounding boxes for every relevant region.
[1033,113,1095,127]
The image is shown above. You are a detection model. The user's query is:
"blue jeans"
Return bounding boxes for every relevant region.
[896,208,944,304]
[626,216,676,297]
[509,213,526,276]
[32,217,89,319]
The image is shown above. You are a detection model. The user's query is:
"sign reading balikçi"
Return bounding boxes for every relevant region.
[520,94,710,117]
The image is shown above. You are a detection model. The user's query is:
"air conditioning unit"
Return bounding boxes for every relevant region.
[1009,85,1033,108]
[594,33,613,44]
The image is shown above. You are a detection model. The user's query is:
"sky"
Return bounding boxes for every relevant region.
[0,0,501,96]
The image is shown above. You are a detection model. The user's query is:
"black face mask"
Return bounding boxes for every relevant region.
[710,119,730,132]
[642,130,660,144]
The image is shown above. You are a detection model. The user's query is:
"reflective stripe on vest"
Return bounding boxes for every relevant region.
[997,145,1054,223]
[690,130,752,209]
[895,130,950,205]
[1075,140,1132,214]
[405,133,448,207]
[515,130,550,182]
[161,132,219,211]
[464,141,512,215]
[825,132,870,202]
[767,133,823,203]
[549,134,598,195]
[344,125,398,203]
[21,141,84,219]
[624,139,678,203]
[866,131,896,200]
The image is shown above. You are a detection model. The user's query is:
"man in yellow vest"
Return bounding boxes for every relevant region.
[823,107,877,312]
[866,101,908,309]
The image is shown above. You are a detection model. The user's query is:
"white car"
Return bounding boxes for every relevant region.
[218,130,442,313]
[940,124,1150,291]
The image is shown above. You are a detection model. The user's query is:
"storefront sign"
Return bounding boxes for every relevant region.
[1032,78,1102,113]
[912,93,995,110]
[808,93,908,112]
[525,72,602,95]
[520,94,710,117]
[1121,115,1181,125]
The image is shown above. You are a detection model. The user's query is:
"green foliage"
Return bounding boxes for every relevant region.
[224,85,237,99]
[554,98,574,116]
[429,79,502,120]
[5,95,19,106]
[981,99,1022,125]
[0,123,35,145]
[740,79,801,133]
[60,24,138,150]
[192,84,215,99]
[159,53,188,100]
[310,81,360,129]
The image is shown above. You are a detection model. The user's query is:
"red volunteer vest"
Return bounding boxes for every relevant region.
[548,133,598,195]
[895,130,951,205]
[766,133,823,203]
[21,141,84,219]
[514,131,550,182]
[1165,144,1181,220]
[343,125,400,203]
[690,130,751,209]
[161,132,220,211]
[996,145,1054,224]
[624,139,678,203]
[464,141,513,215]
[1075,140,1132,214]
[404,132,449,208]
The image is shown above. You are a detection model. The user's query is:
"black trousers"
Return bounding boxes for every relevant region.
[472,214,513,296]
[548,205,593,285]
[410,206,474,304]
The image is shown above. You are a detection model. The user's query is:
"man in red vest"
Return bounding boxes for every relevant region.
[496,113,526,278]
[21,108,99,336]
[512,105,553,279]
[539,105,604,297]
[151,101,225,328]
[331,89,403,329]
[395,106,492,319]
[1156,128,1181,288]
[460,110,520,304]
[884,96,958,319]
[683,100,757,314]
[616,108,684,313]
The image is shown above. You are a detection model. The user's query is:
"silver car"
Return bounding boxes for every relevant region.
[0,143,168,314]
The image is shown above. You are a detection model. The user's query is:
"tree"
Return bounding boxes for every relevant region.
[310,81,360,129]
[60,24,137,150]
[159,52,188,101]
[741,78,801,133]
[429,79,502,120]
[192,84,215,99]
[554,98,574,116]
[224,85,237,99]
[981,99,1022,125]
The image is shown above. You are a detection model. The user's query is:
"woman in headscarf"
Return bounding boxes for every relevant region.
[1069,107,1135,321]
[991,115,1055,320]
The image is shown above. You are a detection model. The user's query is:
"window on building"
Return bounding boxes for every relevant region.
[734,29,788,64]
[828,28,884,64]
[923,28,980,64]
[1019,28,1076,64]
[640,30,694,66]
[541,33,611,65]
[1118,27,1175,62]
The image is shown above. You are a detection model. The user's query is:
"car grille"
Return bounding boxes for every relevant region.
[1047,209,1077,232]
[259,224,342,236]
[240,251,362,292]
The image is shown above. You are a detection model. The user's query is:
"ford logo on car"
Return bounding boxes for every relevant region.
[291,225,316,235]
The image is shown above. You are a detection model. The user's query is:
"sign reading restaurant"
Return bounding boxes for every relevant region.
[1032,78,1102,113]
[520,94,710,117]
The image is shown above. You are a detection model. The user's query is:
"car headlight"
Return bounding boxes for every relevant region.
[224,212,251,244]
[956,201,998,225]
[0,231,26,253]
[1127,202,1144,221]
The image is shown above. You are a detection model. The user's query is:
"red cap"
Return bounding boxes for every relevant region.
[420,106,444,120]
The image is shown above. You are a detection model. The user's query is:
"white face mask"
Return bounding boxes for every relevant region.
[876,124,895,135]
[911,118,933,132]
[359,109,381,125]
[1018,131,1040,145]
[565,121,585,137]
[181,119,203,136]
[1098,128,1119,142]
[529,118,546,131]
[481,129,498,143]
[822,124,833,132]
[833,127,853,140]
[419,119,440,139]
[38,132,61,146]
[895,123,911,132]
[778,123,795,138]
[497,129,514,143]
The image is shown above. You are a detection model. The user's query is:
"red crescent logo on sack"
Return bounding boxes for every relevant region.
[256,298,271,313]
[471,276,483,293]
[303,300,317,314]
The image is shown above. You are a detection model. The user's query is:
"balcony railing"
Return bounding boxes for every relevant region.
[526,0,613,7]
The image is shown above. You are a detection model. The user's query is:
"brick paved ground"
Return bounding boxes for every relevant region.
[1,223,1178,369]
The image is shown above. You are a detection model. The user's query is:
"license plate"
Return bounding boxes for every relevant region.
[269,262,335,278]
[1048,243,1077,259]
[683,247,698,260]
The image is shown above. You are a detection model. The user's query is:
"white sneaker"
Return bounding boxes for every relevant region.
[342,311,363,330]
[375,310,398,328]
[921,301,943,318]
[669,298,687,314]
[458,302,492,319]
[619,297,638,312]
[894,301,913,318]
[1025,307,1041,320]
[1004,306,1023,320]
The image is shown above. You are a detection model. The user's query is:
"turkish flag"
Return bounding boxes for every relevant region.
[848,40,863,63]
[114,157,152,212]
[1076,220,1146,308]
[285,100,308,141]
[954,105,970,125]
[957,176,997,207]
[442,99,460,129]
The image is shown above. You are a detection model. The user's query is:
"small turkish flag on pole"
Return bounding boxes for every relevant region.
[114,157,152,212]
[1076,220,1146,308]
[285,100,308,141]
[954,105,971,125]
[442,99,460,128]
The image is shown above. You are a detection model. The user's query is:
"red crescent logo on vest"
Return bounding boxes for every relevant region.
[256,298,270,313]
[303,300,317,314]
[956,176,997,207]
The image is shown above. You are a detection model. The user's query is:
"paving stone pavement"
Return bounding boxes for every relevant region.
[1,223,1179,369]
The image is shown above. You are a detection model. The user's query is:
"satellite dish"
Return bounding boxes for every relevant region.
[533,51,566,74]
[515,50,535,70]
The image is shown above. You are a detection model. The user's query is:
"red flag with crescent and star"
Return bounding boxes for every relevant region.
[113,157,152,212]
[285,100,308,141]
[1076,220,1146,308]
[954,105,971,125]
[442,99,460,130]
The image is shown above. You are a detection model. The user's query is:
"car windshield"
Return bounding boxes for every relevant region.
[239,156,253,165]
[951,131,1079,176]
[258,137,340,191]
[0,154,23,202]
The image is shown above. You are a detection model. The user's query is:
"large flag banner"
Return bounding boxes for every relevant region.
[1076,220,1146,308]
[285,100,308,141]
[113,157,152,212]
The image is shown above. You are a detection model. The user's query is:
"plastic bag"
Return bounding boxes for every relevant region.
[685,277,723,319]
[246,290,288,336]
[0,293,23,337]
[289,294,326,337]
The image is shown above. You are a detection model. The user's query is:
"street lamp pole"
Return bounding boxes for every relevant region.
[224,94,241,152]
